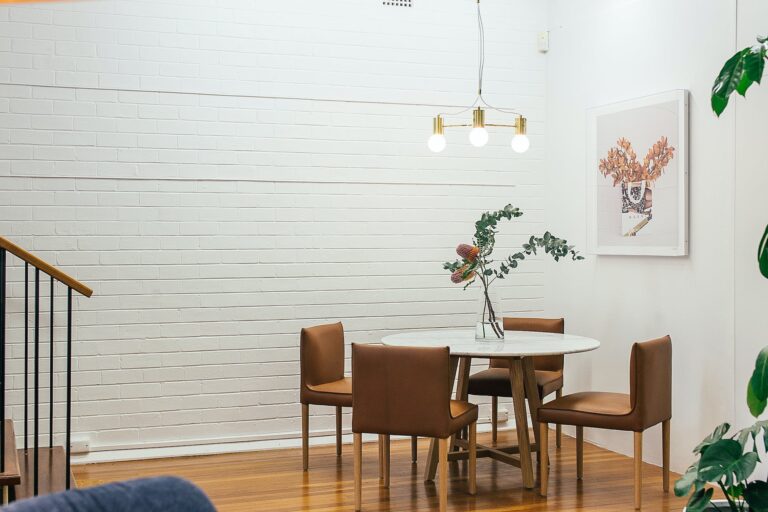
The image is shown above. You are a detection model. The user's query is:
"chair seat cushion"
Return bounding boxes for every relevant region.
[467,368,563,398]
[449,400,479,433]
[304,377,353,407]
[538,391,636,431]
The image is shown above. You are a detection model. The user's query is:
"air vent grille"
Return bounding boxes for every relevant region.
[383,0,411,7]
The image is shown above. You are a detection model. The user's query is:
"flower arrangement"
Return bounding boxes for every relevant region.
[443,204,583,340]
[598,136,676,186]
[598,136,676,236]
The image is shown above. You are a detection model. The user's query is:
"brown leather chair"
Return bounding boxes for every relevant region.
[300,322,352,471]
[538,336,672,510]
[352,344,478,512]
[467,317,566,445]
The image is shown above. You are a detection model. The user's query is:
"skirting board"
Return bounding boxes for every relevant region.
[73,409,516,465]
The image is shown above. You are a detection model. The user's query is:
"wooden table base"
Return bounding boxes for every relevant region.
[424,355,541,490]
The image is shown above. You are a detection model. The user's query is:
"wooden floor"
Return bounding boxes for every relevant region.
[73,430,689,512]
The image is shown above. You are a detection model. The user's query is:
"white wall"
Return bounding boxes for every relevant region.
[544,0,737,472]
[0,0,549,455]
[733,0,768,434]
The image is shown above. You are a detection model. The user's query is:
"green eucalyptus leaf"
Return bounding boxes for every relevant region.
[698,439,758,486]
[759,224,768,279]
[744,481,768,512]
[685,488,715,512]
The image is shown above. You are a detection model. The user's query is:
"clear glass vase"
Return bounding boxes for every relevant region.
[475,286,504,341]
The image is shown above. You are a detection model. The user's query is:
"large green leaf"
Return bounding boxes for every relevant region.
[759,224,768,279]
[749,347,768,418]
[685,488,715,512]
[737,420,768,450]
[694,423,731,454]
[713,48,750,116]
[744,47,767,86]
[745,481,768,512]
[698,439,758,486]
[674,464,703,497]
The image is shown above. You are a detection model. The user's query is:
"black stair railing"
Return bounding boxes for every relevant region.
[0,237,93,496]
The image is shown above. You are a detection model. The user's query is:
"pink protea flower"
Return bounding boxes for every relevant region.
[456,244,480,262]
[451,265,475,284]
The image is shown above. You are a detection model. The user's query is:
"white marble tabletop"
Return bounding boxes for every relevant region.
[381,329,600,357]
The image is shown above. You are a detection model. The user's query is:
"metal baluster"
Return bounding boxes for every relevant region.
[25,263,28,452]
[34,269,39,496]
[0,249,6,474]
[65,288,72,490]
[49,277,53,448]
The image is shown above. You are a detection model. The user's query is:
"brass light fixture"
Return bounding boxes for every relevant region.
[428,0,530,154]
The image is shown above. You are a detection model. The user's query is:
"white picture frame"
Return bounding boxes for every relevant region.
[586,90,689,256]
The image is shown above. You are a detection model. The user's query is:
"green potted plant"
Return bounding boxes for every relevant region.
[675,348,768,511]
[442,204,582,340]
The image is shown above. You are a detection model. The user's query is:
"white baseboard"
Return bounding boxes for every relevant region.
[73,410,517,465]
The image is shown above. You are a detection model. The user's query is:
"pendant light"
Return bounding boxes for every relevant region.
[428,0,530,153]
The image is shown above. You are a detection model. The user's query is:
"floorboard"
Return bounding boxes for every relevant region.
[73,430,690,511]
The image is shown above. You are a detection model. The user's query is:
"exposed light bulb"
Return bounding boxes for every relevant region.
[468,127,489,147]
[427,134,447,153]
[511,134,530,153]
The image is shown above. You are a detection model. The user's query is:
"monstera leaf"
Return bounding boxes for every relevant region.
[712,41,767,116]
[684,488,715,512]
[698,439,758,487]
[745,481,768,512]
[748,348,768,417]
[759,224,768,279]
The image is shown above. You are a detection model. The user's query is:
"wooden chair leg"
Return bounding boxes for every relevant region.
[662,420,670,493]
[301,403,309,471]
[438,437,448,512]
[555,389,562,448]
[576,426,583,480]
[491,396,498,443]
[382,435,391,488]
[635,431,643,510]
[378,435,384,480]
[468,422,476,495]
[411,436,418,463]
[354,433,362,512]
[539,422,549,497]
[335,406,342,457]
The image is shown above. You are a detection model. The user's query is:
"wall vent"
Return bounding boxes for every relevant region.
[383,0,411,7]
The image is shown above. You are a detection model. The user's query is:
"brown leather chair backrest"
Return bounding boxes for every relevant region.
[300,322,345,388]
[629,335,672,430]
[490,317,565,371]
[352,344,454,438]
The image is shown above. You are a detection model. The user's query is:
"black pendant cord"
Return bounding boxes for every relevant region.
[49,276,54,448]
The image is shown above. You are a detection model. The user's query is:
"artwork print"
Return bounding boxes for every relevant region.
[587,90,688,256]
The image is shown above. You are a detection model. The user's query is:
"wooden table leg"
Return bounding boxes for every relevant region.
[521,357,542,475]
[509,357,535,489]
[425,355,460,482]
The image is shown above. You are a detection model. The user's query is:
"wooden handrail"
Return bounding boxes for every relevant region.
[0,237,93,298]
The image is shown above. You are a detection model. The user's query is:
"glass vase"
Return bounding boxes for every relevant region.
[475,286,504,341]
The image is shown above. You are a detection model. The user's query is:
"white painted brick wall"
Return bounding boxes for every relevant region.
[0,0,549,453]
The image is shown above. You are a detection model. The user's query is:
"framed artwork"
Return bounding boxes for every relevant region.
[586,90,689,256]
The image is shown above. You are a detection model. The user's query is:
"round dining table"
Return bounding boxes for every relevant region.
[381,329,600,490]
